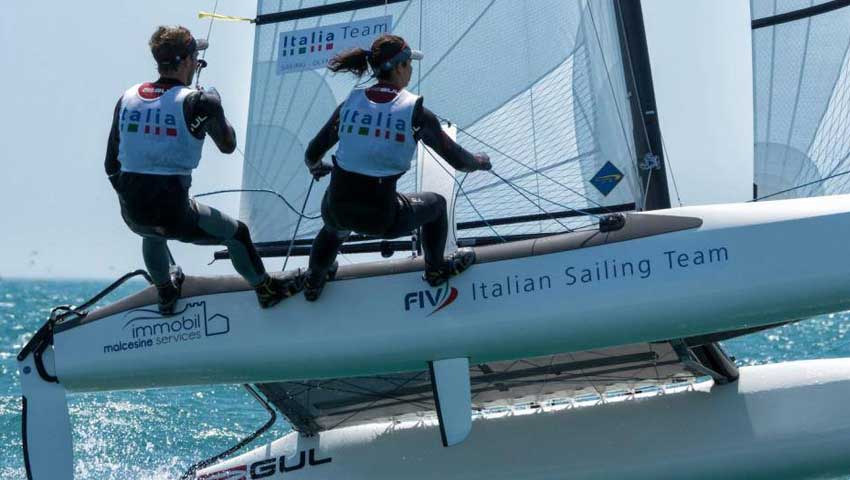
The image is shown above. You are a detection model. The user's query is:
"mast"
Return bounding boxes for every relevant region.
[613,0,671,211]
[613,1,738,384]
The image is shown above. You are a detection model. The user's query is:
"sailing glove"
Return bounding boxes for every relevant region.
[474,152,492,171]
[307,159,333,180]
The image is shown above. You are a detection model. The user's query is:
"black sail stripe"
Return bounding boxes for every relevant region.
[752,0,850,29]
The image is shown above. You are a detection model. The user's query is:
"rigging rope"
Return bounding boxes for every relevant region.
[588,2,684,210]
[282,178,315,272]
[751,167,850,202]
[194,0,219,87]
[434,114,611,215]
[661,132,684,207]
[612,0,652,156]
[193,188,321,220]
[180,385,277,480]
[202,0,219,54]
[192,0,325,230]
[640,164,652,211]
[18,270,153,362]
[585,3,640,184]
[422,144,506,242]
[494,170,604,221]
[489,171,576,232]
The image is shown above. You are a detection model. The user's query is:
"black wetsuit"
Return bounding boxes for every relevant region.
[305,85,481,277]
[106,78,267,287]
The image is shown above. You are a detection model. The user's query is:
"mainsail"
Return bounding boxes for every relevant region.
[752,0,850,200]
[239,0,665,252]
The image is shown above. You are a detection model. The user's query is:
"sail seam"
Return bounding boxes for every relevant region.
[805,37,850,182]
[781,13,815,192]
[409,0,496,89]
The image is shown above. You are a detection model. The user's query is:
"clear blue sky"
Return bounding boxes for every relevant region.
[0,0,752,279]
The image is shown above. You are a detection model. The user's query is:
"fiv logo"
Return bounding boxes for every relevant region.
[404,284,458,316]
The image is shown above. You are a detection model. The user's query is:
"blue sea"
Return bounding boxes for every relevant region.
[2,277,850,479]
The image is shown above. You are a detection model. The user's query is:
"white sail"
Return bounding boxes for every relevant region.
[240,0,646,245]
[642,0,755,206]
[752,0,850,200]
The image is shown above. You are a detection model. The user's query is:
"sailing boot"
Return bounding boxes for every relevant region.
[255,271,304,309]
[304,261,339,302]
[423,248,476,287]
[155,280,182,316]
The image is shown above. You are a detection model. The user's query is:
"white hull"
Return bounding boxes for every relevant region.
[197,359,850,480]
[50,196,850,391]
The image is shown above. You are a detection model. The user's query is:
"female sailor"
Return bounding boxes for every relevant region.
[303,34,492,301]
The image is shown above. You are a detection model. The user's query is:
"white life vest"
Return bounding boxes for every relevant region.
[334,87,419,177]
[117,83,204,176]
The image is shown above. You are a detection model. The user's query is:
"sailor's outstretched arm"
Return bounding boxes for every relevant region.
[187,88,237,154]
[104,97,122,189]
[414,99,490,172]
[305,103,342,166]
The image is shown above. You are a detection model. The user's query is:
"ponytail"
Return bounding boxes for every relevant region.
[327,34,408,80]
[328,47,371,77]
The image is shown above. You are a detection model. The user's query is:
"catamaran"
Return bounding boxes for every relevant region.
[19,0,850,478]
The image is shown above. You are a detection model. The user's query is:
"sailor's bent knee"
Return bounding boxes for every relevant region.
[232,221,254,245]
[433,193,447,210]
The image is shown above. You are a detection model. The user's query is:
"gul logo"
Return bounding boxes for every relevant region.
[197,465,246,480]
[199,449,331,480]
[339,107,408,143]
[102,301,229,354]
[404,285,458,316]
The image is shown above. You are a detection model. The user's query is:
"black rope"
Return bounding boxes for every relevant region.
[751,167,850,202]
[436,114,613,213]
[181,385,277,479]
[49,269,153,324]
[421,143,505,242]
[193,188,322,220]
[282,178,315,272]
[17,269,153,361]
[489,170,575,232]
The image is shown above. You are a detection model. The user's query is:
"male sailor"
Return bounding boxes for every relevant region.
[302,34,492,301]
[105,26,301,314]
